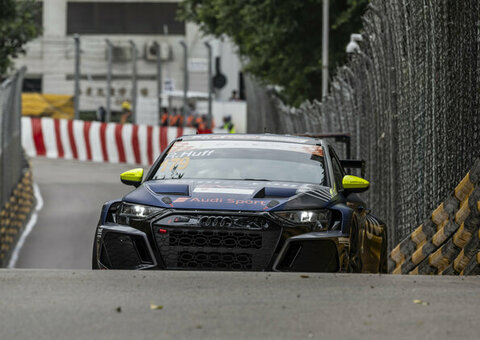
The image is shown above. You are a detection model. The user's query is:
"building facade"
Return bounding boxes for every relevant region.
[15,0,243,113]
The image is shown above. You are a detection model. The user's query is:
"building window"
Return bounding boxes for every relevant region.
[23,78,42,93]
[66,2,185,35]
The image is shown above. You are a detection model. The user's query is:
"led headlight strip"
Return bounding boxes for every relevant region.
[273,210,331,230]
[118,203,164,220]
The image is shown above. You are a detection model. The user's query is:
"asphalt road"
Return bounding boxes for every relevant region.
[8,158,480,339]
[15,158,133,269]
[0,270,479,340]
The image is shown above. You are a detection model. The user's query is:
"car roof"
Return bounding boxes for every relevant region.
[180,133,327,146]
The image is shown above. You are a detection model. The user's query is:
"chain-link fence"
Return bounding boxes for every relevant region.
[248,0,480,249]
[0,67,27,210]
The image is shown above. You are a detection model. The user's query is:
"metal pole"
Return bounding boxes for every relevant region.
[154,41,162,123]
[74,34,81,120]
[129,40,137,124]
[105,39,113,122]
[321,0,329,98]
[204,42,213,127]
[179,41,188,119]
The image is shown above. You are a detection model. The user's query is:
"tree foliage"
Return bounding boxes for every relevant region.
[180,0,368,106]
[0,0,42,76]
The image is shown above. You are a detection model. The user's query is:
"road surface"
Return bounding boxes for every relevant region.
[15,158,133,268]
[0,270,479,340]
[8,157,480,339]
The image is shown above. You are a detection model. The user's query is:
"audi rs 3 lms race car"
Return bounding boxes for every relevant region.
[93,134,388,273]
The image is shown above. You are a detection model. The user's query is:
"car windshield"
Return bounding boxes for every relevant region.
[152,139,326,184]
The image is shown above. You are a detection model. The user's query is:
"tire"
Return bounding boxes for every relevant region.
[379,226,388,273]
[347,218,363,273]
[92,236,99,270]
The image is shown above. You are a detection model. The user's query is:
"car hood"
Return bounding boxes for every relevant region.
[123,179,335,212]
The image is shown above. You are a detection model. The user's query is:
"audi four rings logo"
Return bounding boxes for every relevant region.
[199,216,233,227]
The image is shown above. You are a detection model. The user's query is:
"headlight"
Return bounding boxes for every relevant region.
[273,210,331,230]
[118,203,164,220]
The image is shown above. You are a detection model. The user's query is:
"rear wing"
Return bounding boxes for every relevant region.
[340,159,366,178]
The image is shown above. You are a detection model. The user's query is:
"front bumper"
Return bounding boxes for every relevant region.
[95,219,349,272]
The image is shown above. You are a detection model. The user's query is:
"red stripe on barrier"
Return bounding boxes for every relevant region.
[99,123,109,162]
[83,121,92,161]
[160,126,168,151]
[115,124,126,163]
[31,118,46,156]
[67,120,78,159]
[132,125,141,164]
[177,127,184,138]
[53,119,64,158]
[147,126,153,165]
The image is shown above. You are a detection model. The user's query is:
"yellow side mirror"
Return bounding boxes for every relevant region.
[342,175,369,193]
[120,168,144,187]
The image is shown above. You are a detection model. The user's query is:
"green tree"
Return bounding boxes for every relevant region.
[180,0,368,106]
[0,0,42,76]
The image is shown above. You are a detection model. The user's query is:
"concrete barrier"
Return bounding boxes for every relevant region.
[390,158,480,275]
[22,117,196,165]
[0,163,35,267]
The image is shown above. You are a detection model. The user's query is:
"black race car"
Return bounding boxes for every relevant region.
[93,134,388,272]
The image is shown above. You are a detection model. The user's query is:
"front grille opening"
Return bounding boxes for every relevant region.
[278,243,302,269]
[177,251,252,270]
[154,214,282,271]
[167,229,262,249]
[277,240,339,272]
[102,232,153,269]
[100,243,111,267]
[131,236,153,263]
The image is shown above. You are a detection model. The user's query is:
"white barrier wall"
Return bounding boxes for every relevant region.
[22,117,196,165]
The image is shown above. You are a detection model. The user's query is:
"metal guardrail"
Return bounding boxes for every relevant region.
[0,67,26,210]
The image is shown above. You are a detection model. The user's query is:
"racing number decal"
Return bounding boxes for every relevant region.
[159,157,190,172]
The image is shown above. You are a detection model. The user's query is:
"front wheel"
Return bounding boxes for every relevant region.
[379,227,388,273]
[347,219,363,273]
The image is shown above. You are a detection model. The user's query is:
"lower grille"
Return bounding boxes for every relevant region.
[169,229,262,249]
[154,214,281,271]
[177,252,252,270]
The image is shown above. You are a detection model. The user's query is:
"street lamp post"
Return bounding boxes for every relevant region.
[322,0,329,98]
[129,40,138,124]
[204,42,213,127]
[105,39,113,122]
[179,41,189,119]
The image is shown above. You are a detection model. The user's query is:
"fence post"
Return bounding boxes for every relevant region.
[154,41,162,123]
[73,34,81,120]
[129,40,138,124]
[105,39,113,122]
[204,42,213,127]
[179,41,189,119]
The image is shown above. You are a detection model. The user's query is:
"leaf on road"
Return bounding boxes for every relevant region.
[300,275,310,278]
[413,299,429,306]
[150,304,164,310]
